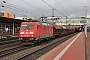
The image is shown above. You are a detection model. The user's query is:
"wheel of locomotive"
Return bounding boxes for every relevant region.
[46,37,50,41]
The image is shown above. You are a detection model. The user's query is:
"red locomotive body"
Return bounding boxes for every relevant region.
[19,22,53,43]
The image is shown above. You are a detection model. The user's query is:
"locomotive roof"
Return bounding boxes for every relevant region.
[21,22,40,25]
[21,21,51,26]
[28,20,40,22]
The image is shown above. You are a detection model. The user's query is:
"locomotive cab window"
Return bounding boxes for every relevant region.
[22,24,34,29]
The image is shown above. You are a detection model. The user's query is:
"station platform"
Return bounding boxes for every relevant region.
[86,32,90,60]
[37,32,86,60]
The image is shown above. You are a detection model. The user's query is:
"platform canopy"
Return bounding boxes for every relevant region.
[0,17,27,24]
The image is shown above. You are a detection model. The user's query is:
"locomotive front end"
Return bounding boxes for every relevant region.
[20,24,34,37]
[20,22,36,41]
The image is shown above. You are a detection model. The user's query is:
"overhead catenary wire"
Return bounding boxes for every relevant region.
[0,1,41,18]
[0,3,31,17]
[0,1,30,14]
[20,0,45,14]
[54,0,74,24]
[55,0,76,21]
[41,0,64,16]
[0,0,70,18]
[55,0,69,16]
[20,0,65,17]
[5,1,42,15]
[0,8,24,17]
[0,3,26,17]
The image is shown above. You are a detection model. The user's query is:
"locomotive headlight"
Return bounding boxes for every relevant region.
[30,32,34,34]
[20,32,24,34]
[31,35,33,37]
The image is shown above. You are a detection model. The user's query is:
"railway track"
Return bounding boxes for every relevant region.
[0,45,31,57]
[0,36,20,46]
[0,37,19,42]
[0,33,77,60]
[0,39,20,45]
[0,38,22,55]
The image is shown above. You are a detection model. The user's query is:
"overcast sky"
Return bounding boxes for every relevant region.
[0,0,90,18]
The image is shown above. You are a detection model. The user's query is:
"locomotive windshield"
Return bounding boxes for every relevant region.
[22,24,34,29]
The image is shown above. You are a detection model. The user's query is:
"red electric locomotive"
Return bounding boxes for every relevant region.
[19,22,53,44]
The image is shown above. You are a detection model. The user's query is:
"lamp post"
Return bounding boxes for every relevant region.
[66,16,67,25]
[84,6,87,37]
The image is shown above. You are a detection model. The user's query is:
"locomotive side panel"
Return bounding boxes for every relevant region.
[37,25,53,39]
